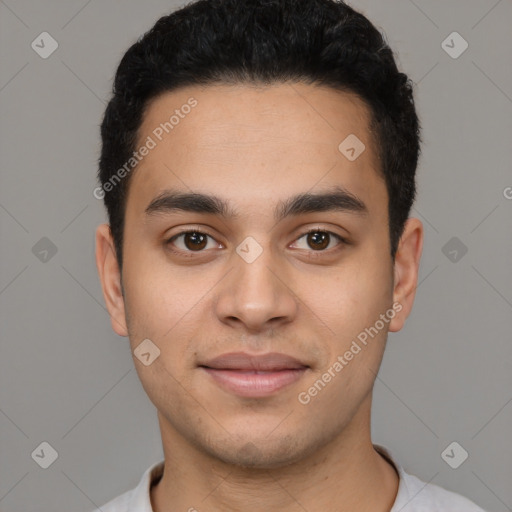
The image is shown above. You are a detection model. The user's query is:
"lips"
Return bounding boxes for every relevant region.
[201,352,308,371]
[199,352,309,398]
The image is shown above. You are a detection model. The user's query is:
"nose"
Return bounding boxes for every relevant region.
[213,240,298,333]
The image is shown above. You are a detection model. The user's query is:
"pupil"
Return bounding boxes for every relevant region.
[186,232,206,250]
[183,232,330,251]
[309,231,328,250]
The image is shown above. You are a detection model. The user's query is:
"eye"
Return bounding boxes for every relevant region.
[165,227,347,256]
[291,228,346,252]
[167,229,221,253]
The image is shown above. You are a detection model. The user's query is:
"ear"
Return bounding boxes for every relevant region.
[388,217,423,333]
[95,224,129,337]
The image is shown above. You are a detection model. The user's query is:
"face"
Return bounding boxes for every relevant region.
[96,82,421,469]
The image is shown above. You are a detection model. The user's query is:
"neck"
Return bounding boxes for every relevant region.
[151,395,399,512]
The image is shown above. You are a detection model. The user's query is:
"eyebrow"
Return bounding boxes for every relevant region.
[144,185,369,223]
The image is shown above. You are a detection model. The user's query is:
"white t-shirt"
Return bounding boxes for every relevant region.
[93,444,486,511]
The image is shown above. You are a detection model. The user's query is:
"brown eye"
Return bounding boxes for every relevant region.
[292,229,345,253]
[167,230,216,253]
[182,232,208,251]
[306,231,330,250]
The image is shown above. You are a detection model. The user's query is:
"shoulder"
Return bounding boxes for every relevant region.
[93,488,133,512]
[87,460,164,512]
[396,470,487,511]
[373,444,487,512]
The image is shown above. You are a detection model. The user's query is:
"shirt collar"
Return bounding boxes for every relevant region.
[127,459,164,511]
[373,443,417,511]
[129,444,408,511]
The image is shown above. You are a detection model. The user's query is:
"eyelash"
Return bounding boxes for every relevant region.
[165,227,348,257]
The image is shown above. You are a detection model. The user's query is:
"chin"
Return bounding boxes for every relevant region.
[205,433,314,470]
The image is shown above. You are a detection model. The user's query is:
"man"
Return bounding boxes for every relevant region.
[94,0,486,510]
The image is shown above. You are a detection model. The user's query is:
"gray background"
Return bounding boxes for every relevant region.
[0,0,511,511]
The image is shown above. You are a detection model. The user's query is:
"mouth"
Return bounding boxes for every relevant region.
[198,352,310,398]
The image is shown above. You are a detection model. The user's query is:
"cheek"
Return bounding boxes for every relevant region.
[122,257,190,350]
[124,241,183,311]
[318,258,392,331]
[122,257,217,381]
[305,248,393,390]
[125,279,201,410]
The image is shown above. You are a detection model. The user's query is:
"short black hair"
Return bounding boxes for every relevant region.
[98,0,420,271]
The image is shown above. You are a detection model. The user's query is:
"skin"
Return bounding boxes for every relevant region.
[96,82,423,512]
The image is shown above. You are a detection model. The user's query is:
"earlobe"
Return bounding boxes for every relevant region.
[95,224,129,337]
[388,218,424,333]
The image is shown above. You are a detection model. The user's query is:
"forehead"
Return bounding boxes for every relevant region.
[127,82,386,221]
